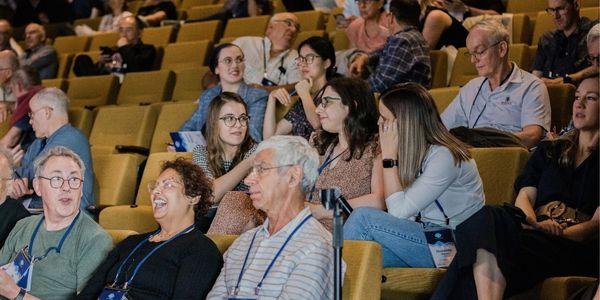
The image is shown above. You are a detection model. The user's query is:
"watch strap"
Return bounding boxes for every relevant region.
[13,288,26,300]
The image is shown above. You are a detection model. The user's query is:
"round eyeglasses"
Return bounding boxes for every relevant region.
[219,114,250,127]
[38,176,83,189]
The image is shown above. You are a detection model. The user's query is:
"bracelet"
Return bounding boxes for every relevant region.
[13,288,26,300]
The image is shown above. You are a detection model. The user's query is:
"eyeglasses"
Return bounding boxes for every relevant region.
[545,5,569,15]
[294,54,321,65]
[38,176,83,189]
[219,57,245,66]
[355,0,379,5]
[464,41,502,60]
[251,164,295,176]
[147,179,182,193]
[319,96,342,108]
[272,19,300,31]
[28,106,53,118]
[587,54,599,65]
[219,114,250,127]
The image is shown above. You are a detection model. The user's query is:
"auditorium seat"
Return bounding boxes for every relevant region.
[429,86,459,113]
[73,17,102,31]
[149,102,198,153]
[547,83,576,132]
[92,153,139,208]
[430,50,448,88]
[106,229,139,244]
[88,32,120,52]
[330,31,350,51]
[206,234,239,253]
[0,112,11,137]
[292,30,326,49]
[532,7,599,45]
[222,15,271,39]
[185,4,225,21]
[142,25,175,47]
[100,205,158,233]
[295,10,325,31]
[161,40,212,71]
[176,20,221,43]
[89,105,159,155]
[381,268,445,300]
[68,107,94,137]
[116,70,175,105]
[218,36,238,45]
[127,0,144,14]
[325,7,344,33]
[57,53,74,79]
[42,78,68,92]
[179,0,214,10]
[511,13,531,45]
[523,45,537,72]
[69,51,101,77]
[53,35,90,54]
[171,66,210,102]
[67,75,119,108]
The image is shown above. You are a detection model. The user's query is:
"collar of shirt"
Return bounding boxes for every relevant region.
[213,82,250,97]
[392,25,418,37]
[263,37,291,63]
[554,17,592,40]
[486,62,523,94]
[45,123,71,143]
[258,207,312,239]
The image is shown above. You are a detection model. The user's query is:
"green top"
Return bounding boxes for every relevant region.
[0,212,113,300]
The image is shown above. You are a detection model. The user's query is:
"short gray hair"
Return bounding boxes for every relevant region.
[10,65,41,90]
[34,146,85,179]
[30,87,69,116]
[470,19,510,46]
[256,135,319,194]
[0,50,18,70]
[587,23,600,45]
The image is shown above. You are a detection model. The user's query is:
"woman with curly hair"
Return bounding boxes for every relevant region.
[78,158,223,299]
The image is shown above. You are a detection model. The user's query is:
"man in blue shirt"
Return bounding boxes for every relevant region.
[8,87,94,211]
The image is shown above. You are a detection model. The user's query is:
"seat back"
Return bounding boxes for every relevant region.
[547,83,576,132]
[177,20,221,43]
[73,17,103,30]
[430,50,448,88]
[161,40,211,71]
[106,229,139,245]
[331,31,350,51]
[429,86,460,113]
[149,102,198,153]
[53,35,90,54]
[117,70,176,105]
[89,32,120,51]
[172,66,210,102]
[295,10,325,31]
[511,13,531,45]
[180,0,213,10]
[67,75,119,108]
[100,205,158,233]
[470,147,530,205]
[68,107,94,137]
[57,53,73,79]
[42,78,68,91]
[292,30,326,50]
[93,154,139,207]
[342,240,382,300]
[90,105,159,153]
[185,4,224,20]
[223,15,271,38]
[325,7,344,32]
[135,152,193,205]
[142,25,174,47]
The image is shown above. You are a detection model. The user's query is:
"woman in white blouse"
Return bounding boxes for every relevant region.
[343,82,485,267]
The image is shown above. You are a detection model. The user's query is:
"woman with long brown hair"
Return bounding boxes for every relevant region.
[344,82,484,267]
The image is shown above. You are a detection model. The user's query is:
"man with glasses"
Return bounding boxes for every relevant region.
[73,16,156,77]
[441,19,551,149]
[586,23,600,69]
[207,135,341,300]
[19,23,57,80]
[0,146,112,300]
[232,12,302,88]
[532,0,598,85]
[9,88,94,212]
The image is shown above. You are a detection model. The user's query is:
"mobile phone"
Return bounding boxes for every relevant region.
[100,46,115,56]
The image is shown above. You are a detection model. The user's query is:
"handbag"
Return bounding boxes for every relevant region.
[535,201,591,226]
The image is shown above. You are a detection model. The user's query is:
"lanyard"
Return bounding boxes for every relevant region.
[416,200,450,226]
[111,224,195,289]
[464,64,515,128]
[28,211,81,262]
[262,38,286,83]
[318,146,347,174]
[234,214,312,296]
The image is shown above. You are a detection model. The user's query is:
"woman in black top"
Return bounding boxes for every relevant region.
[432,76,599,299]
[137,0,177,26]
[78,159,223,299]
[419,0,468,50]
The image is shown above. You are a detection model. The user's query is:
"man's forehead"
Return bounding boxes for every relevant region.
[254,148,275,163]
[43,156,81,174]
[273,13,298,22]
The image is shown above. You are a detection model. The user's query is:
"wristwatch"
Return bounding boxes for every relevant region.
[382,159,398,168]
[563,74,574,84]
[13,288,26,300]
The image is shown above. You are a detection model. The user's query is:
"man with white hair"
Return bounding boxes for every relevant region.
[441,19,551,149]
[0,146,112,299]
[207,135,340,300]
[586,23,600,69]
[233,12,302,87]
[20,23,58,79]
[9,88,94,211]
[0,50,18,119]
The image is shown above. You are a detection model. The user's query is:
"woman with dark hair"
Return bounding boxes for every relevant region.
[192,92,256,229]
[306,77,384,229]
[433,76,599,300]
[180,43,268,142]
[263,36,338,140]
[344,82,484,267]
[78,158,223,299]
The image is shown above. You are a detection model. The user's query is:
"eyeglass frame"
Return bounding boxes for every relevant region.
[28,106,53,119]
[218,114,250,127]
[319,96,342,109]
[545,4,570,15]
[271,19,301,31]
[464,40,503,60]
[147,178,183,193]
[295,54,321,65]
[250,163,295,176]
[37,176,84,189]
[219,56,245,66]
[354,0,380,5]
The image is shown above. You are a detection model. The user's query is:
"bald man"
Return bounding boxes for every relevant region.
[20,23,58,79]
[232,12,302,87]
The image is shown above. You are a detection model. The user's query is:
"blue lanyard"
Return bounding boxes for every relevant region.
[111,224,195,289]
[416,200,450,226]
[234,214,312,296]
[28,211,81,262]
[318,147,346,174]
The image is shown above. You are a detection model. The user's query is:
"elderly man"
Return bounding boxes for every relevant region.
[441,19,551,149]
[0,66,43,150]
[0,146,112,300]
[0,50,18,108]
[207,135,339,299]
[233,12,302,87]
[0,147,29,248]
[73,15,156,77]
[348,0,431,92]
[587,23,600,68]
[20,23,58,80]
[532,0,598,85]
[9,88,94,211]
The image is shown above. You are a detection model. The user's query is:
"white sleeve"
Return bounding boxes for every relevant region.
[440,91,467,129]
[385,147,460,219]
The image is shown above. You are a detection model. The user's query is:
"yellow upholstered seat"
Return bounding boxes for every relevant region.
[116,70,176,105]
[429,86,459,113]
[292,30,326,49]
[57,53,73,79]
[68,107,94,137]
[106,229,139,245]
[523,45,537,72]
[185,4,224,20]
[42,78,68,91]
[325,7,344,32]
[547,83,576,132]
[295,10,325,31]
[93,153,140,207]
[73,17,103,31]
[149,102,198,153]
[179,0,213,10]
[206,234,238,253]
[171,66,210,102]
[430,50,448,88]
[88,32,120,51]
[222,15,270,39]
[67,75,119,108]
[53,35,90,54]
[100,205,158,233]
[90,105,159,154]
[381,268,446,300]
[176,20,221,43]
[330,30,350,51]
[470,147,530,205]
[142,25,174,47]
[161,40,212,71]
[511,13,531,44]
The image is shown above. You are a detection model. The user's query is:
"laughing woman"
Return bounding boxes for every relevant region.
[78,159,223,299]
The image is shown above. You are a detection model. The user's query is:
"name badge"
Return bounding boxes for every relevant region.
[1,247,33,291]
[424,227,457,268]
[99,286,130,300]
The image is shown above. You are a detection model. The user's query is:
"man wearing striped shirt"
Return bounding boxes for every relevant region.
[207,135,341,300]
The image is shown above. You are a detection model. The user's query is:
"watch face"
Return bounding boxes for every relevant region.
[382,159,397,168]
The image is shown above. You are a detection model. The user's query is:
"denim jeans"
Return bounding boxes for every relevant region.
[344,207,436,268]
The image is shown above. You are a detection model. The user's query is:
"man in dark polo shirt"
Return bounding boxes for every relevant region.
[532,0,598,85]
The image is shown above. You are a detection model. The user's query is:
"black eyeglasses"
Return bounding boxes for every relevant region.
[219,114,250,127]
[294,54,321,65]
[38,176,83,189]
[219,57,245,66]
[272,19,300,31]
[545,5,568,15]
[251,164,295,176]
[319,96,342,108]
[464,41,503,60]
